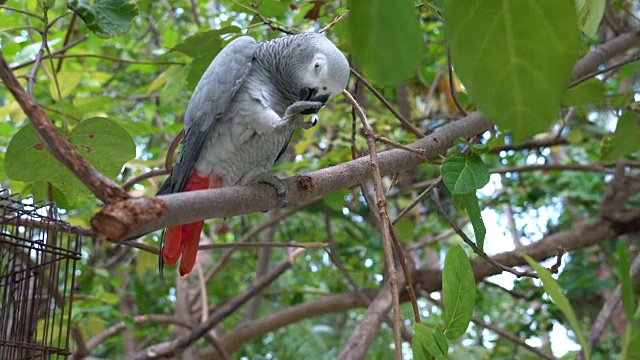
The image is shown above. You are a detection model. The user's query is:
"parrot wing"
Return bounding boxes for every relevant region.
[158,36,258,195]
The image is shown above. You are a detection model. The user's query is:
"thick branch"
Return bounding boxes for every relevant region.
[0,51,128,204]
[92,112,491,239]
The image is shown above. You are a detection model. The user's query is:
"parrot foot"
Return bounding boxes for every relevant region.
[255,173,289,207]
[283,101,324,129]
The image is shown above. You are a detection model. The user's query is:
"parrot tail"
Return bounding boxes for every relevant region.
[162,170,210,276]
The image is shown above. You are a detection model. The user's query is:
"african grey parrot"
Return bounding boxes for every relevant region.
[157,32,350,276]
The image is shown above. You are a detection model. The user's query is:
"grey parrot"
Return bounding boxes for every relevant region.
[157,32,350,276]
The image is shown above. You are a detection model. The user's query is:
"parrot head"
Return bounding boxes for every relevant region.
[290,33,350,105]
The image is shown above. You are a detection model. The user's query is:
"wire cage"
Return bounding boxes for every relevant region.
[0,189,84,359]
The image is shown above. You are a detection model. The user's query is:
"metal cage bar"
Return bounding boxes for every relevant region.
[0,189,83,359]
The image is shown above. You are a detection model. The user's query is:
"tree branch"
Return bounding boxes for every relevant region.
[92,112,492,239]
[127,249,306,359]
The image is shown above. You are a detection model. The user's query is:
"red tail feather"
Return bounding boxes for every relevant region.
[162,170,210,275]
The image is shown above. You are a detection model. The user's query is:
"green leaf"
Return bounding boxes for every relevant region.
[617,243,636,327]
[413,323,449,360]
[147,65,179,95]
[4,118,135,204]
[600,112,640,163]
[441,153,490,194]
[576,0,605,37]
[453,193,486,250]
[69,117,136,177]
[49,70,83,101]
[523,255,591,360]
[563,78,605,108]
[443,245,475,339]
[348,0,423,84]
[412,324,431,360]
[68,0,140,38]
[169,27,240,58]
[444,0,579,140]
[5,123,60,183]
[621,305,640,360]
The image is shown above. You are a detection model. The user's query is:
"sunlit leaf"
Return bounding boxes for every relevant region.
[524,255,591,360]
[443,245,475,339]
[576,0,605,37]
[49,70,83,100]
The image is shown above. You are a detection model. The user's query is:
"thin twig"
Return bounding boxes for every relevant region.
[568,52,640,89]
[446,50,468,116]
[433,190,537,278]
[123,168,170,191]
[0,5,43,21]
[166,129,184,171]
[11,35,87,70]
[319,10,349,33]
[374,134,429,160]
[324,207,413,340]
[388,224,420,323]
[196,262,209,323]
[343,89,403,360]
[198,241,328,250]
[350,68,425,138]
[249,0,297,34]
[392,177,441,225]
[49,53,185,66]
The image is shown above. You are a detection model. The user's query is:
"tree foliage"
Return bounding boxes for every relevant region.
[1,0,640,359]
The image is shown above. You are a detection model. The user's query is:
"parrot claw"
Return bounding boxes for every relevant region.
[283,101,324,129]
[254,173,289,207]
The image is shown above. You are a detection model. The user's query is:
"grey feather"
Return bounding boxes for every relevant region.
[157,36,258,195]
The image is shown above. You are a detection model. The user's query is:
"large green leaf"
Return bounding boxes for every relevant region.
[600,112,640,163]
[441,153,490,195]
[4,117,135,204]
[348,0,423,84]
[444,0,579,140]
[453,193,486,250]
[68,0,140,38]
[524,255,591,360]
[443,245,475,339]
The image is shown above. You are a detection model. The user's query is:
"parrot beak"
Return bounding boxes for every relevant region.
[301,88,329,104]
[309,93,330,104]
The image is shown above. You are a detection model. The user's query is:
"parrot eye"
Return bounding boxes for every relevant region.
[314,63,320,69]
